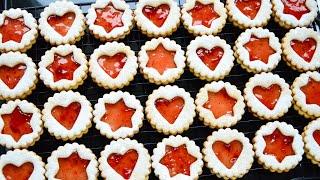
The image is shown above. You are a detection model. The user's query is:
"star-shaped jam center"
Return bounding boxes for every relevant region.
[0,63,26,89]
[0,17,30,43]
[97,53,127,79]
[142,4,170,27]
[301,78,320,106]
[55,153,90,180]
[235,0,261,20]
[107,149,138,179]
[281,0,310,20]
[101,99,136,131]
[203,88,237,119]
[212,140,243,169]
[3,162,34,180]
[253,84,281,110]
[160,144,197,177]
[146,44,176,75]
[94,3,124,33]
[46,53,80,82]
[188,1,220,28]
[1,106,33,142]
[244,35,276,64]
[263,128,295,162]
[51,102,81,130]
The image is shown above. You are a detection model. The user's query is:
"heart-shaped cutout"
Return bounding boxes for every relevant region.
[0,17,31,43]
[290,38,316,63]
[146,44,176,75]
[107,149,138,179]
[313,130,320,146]
[155,97,185,124]
[142,4,170,27]
[282,0,310,20]
[301,78,320,106]
[3,162,34,180]
[47,12,76,36]
[212,140,243,169]
[235,0,261,19]
[197,47,224,71]
[253,84,281,110]
[0,64,26,89]
[98,53,127,79]
[51,102,81,130]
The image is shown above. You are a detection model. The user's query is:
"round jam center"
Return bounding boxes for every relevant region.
[212,140,243,169]
[3,162,34,180]
[0,63,26,89]
[188,2,219,28]
[142,4,170,27]
[235,0,261,19]
[290,38,316,63]
[301,78,320,106]
[94,3,124,33]
[0,17,30,43]
[101,99,135,131]
[244,35,276,64]
[196,47,224,71]
[155,97,185,124]
[51,102,81,130]
[107,149,138,179]
[253,84,281,110]
[146,44,176,75]
[313,130,320,146]
[47,12,76,36]
[281,0,310,20]
[97,53,127,79]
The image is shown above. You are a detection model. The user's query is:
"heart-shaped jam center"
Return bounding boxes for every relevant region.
[282,0,310,20]
[55,153,90,180]
[107,149,138,179]
[313,130,320,146]
[51,102,81,130]
[188,2,219,28]
[290,38,316,63]
[0,17,30,43]
[203,88,236,119]
[197,47,224,71]
[301,78,320,106]
[142,4,170,27]
[1,106,33,142]
[94,3,124,33]
[212,140,243,169]
[160,145,197,177]
[155,97,185,124]
[3,162,34,180]
[0,64,26,89]
[98,53,127,79]
[101,99,135,131]
[263,128,295,162]
[146,44,176,75]
[244,35,276,64]
[253,84,281,110]
[235,0,261,20]
[47,12,76,36]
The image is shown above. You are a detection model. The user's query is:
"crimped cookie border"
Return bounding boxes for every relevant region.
[303,118,320,166]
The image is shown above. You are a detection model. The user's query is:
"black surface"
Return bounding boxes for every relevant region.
[1,0,320,179]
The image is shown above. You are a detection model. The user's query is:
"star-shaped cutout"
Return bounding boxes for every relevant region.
[244,35,276,64]
[263,128,295,162]
[46,53,80,82]
[94,3,124,33]
[301,78,320,106]
[282,0,310,20]
[160,144,197,177]
[0,17,30,43]
[101,99,136,131]
[146,44,176,75]
[188,1,220,28]
[1,106,33,142]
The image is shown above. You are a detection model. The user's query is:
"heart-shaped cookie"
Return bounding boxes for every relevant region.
[142,4,170,27]
[51,102,81,130]
[98,53,127,79]
[107,149,138,179]
[253,84,281,110]
[0,64,26,89]
[47,12,76,36]
[291,38,316,63]
[155,97,185,124]
[3,162,34,180]
[212,140,243,169]
[197,47,224,71]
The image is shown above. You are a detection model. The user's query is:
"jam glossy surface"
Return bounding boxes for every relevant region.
[263,128,295,162]
[160,145,197,177]
[51,102,81,130]
[203,88,237,119]
[1,106,33,142]
[196,47,224,71]
[146,44,176,75]
[244,35,276,64]
[253,84,281,110]
[3,162,34,180]
[301,78,320,106]
[313,130,320,146]
[291,38,316,63]
[212,140,243,169]
[107,149,138,179]
[235,0,261,19]
[155,97,185,124]
[0,17,30,43]
[98,53,127,78]
[0,63,26,89]
[47,12,76,36]
[142,4,170,27]
[188,2,219,28]
[101,99,135,131]
[94,3,124,33]
[47,53,80,82]
[281,0,310,20]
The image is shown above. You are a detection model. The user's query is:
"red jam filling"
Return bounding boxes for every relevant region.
[0,64,26,89]
[313,130,320,146]
[235,0,261,20]
[263,128,295,162]
[188,2,219,28]
[98,53,127,79]
[142,4,170,27]
[196,47,224,71]
[101,99,135,131]
[0,17,30,43]
[47,53,80,82]
[107,149,138,179]
[155,97,185,124]
[94,3,124,33]
[1,106,33,142]
[253,84,281,110]
[290,38,316,63]
[55,153,90,180]
[3,162,34,180]
[281,0,310,20]
[203,88,237,119]
[212,140,243,169]
[244,35,276,64]
[51,102,81,130]
[47,12,76,36]
[146,44,176,75]
[301,78,320,106]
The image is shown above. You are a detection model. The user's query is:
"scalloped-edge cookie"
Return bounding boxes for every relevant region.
[303,118,320,166]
